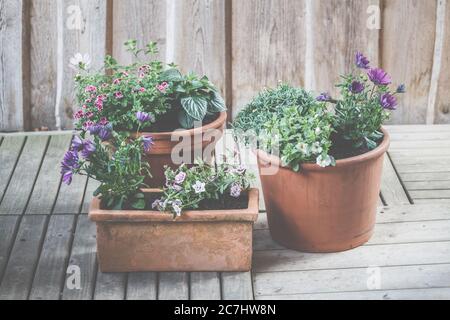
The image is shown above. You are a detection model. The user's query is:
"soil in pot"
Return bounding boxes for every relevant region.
[329,132,383,160]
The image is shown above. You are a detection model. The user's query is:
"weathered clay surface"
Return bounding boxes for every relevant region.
[89,188,258,272]
[257,128,390,253]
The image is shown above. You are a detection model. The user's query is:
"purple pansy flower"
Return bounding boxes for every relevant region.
[355,52,370,69]
[61,151,80,185]
[89,124,101,135]
[396,84,406,93]
[350,81,365,94]
[380,93,398,110]
[316,92,331,102]
[230,183,242,198]
[174,172,187,185]
[81,140,96,159]
[136,111,152,123]
[98,126,112,141]
[71,136,84,151]
[142,135,154,152]
[367,68,392,86]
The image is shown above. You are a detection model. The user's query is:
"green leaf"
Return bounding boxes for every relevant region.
[180,96,208,121]
[161,68,183,82]
[93,187,101,197]
[134,192,145,199]
[178,110,195,129]
[209,91,227,112]
[132,199,145,210]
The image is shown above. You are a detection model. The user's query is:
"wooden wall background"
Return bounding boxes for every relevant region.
[0,0,449,131]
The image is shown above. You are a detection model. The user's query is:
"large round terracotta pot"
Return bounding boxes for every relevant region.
[136,112,227,187]
[256,128,390,253]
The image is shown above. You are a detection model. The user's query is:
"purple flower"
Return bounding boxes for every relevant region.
[89,124,101,135]
[368,68,392,86]
[230,183,242,198]
[142,135,154,152]
[380,93,398,110]
[98,127,112,141]
[350,81,365,94]
[171,184,182,192]
[193,181,206,194]
[62,170,73,185]
[60,151,80,185]
[152,199,164,210]
[71,136,84,151]
[397,84,406,93]
[174,172,186,185]
[316,92,331,102]
[81,140,96,159]
[136,111,152,123]
[355,52,370,69]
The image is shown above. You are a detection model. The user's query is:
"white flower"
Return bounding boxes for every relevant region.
[315,127,321,135]
[297,142,310,155]
[171,200,183,216]
[69,53,91,71]
[316,154,333,168]
[310,142,323,154]
[193,181,206,194]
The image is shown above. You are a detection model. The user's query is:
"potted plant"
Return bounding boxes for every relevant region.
[71,40,227,187]
[61,133,258,271]
[233,52,405,252]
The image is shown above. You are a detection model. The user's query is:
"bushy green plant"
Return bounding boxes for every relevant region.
[152,161,254,217]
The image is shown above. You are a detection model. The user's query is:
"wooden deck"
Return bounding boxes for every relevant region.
[0,125,449,300]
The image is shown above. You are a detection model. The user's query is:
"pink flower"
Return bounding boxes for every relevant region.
[85,99,92,103]
[122,71,129,77]
[82,105,87,109]
[101,83,109,88]
[73,110,84,119]
[85,85,97,93]
[156,82,169,93]
[114,91,124,99]
[99,117,109,125]
[139,87,146,93]
[113,78,121,85]
[82,121,94,129]
[85,111,94,119]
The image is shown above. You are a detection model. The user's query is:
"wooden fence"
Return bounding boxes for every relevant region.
[0,0,449,131]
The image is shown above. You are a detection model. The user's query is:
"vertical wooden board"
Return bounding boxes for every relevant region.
[0,0,27,131]
[190,272,221,300]
[435,1,450,124]
[0,136,25,200]
[232,0,307,117]
[81,178,100,214]
[171,0,227,99]
[382,0,436,124]
[311,0,380,96]
[29,215,75,300]
[94,271,126,300]
[221,272,254,300]
[0,216,20,279]
[29,0,58,130]
[53,174,87,214]
[158,272,189,300]
[61,215,97,300]
[381,155,411,205]
[25,135,72,215]
[58,0,108,130]
[0,215,47,300]
[126,272,157,300]
[112,0,166,64]
[0,135,48,215]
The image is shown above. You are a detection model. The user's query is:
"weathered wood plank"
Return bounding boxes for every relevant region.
[112,0,166,64]
[126,272,157,300]
[0,0,28,131]
[232,0,306,117]
[390,156,450,166]
[0,136,48,215]
[254,264,450,296]
[404,180,450,191]
[190,272,221,300]
[254,241,450,273]
[390,140,450,149]
[381,155,410,205]
[385,125,450,133]
[0,215,47,300]
[258,287,450,300]
[29,215,75,300]
[254,219,450,251]
[158,272,189,300]
[81,178,100,214]
[53,174,87,214]
[25,135,72,215]
[409,190,450,200]
[382,0,436,124]
[400,171,450,182]
[389,132,450,141]
[0,136,25,200]
[94,271,126,300]
[0,216,20,280]
[396,163,450,174]
[61,215,96,300]
[221,272,253,300]
[435,1,450,124]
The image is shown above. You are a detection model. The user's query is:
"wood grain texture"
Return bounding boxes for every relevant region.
[0,135,48,215]
[29,215,75,300]
[53,174,87,214]
[0,215,47,300]
[232,0,307,117]
[0,0,27,131]
[435,0,450,123]
[112,0,166,64]
[171,0,227,100]
[221,272,254,300]
[94,270,126,300]
[381,155,411,205]
[190,272,221,300]
[0,216,19,280]
[382,0,437,124]
[126,272,157,300]
[158,272,189,300]
[0,136,25,200]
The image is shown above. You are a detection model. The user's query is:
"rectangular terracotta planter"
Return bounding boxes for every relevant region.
[89,188,259,272]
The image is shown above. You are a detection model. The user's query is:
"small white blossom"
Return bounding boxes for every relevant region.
[69,53,91,71]
[193,181,206,194]
[311,142,323,154]
[315,127,321,135]
[297,142,310,155]
[316,154,333,168]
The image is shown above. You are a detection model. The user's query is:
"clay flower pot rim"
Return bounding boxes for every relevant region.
[133,111,227,141]
[256,127,390,171]
[88,188,259,223]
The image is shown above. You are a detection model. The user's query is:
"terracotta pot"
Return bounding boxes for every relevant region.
[135,112,227,187]
[256,128,390,253]
[88,188,259,272]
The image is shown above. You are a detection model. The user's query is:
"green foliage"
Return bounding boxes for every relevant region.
[152,161,254,217]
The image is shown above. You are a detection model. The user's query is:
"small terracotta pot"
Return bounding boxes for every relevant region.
[134,112,227,187]
[89,188,259,272]
[256,128,390,253]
